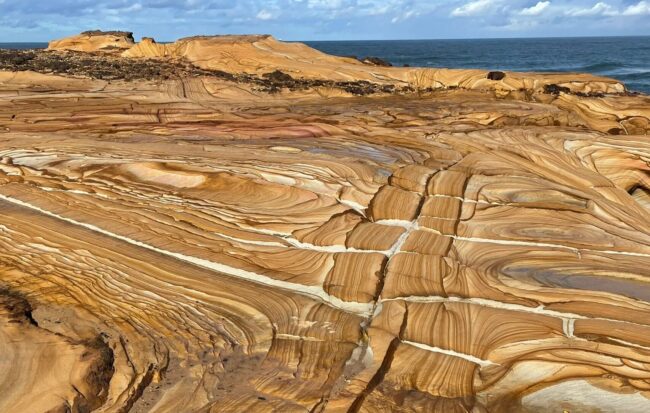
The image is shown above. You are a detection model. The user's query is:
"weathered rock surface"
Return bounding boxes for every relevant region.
[48,30,136,53]
[122,34,627,96]
[0,32,649,412]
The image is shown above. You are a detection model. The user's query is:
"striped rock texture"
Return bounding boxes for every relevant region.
[0,33,649,412]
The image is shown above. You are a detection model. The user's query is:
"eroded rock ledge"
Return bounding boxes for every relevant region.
[0,30,649,413]
[0,289,113,412]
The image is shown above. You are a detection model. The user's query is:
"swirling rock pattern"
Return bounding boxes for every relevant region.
[0,33,649,412]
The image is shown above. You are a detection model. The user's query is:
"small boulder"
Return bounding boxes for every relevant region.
[487,71,506,81]
[361,57,392,67]
[544,84,571,95]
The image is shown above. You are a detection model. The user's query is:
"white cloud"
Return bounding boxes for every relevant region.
[566,2,618,16]
[391,10,419,23]
[256,9,274,20]
[502,17,541,30]
[520,1,550,16]
[451,0,494,17]
[452,0,649,23]
[307,0,344,9]
[1,0,649,41]
[622,0,650,15]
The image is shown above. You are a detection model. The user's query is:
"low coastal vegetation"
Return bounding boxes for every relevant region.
[0,48,415,95]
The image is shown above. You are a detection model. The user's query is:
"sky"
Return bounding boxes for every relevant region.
[0,0,649,41]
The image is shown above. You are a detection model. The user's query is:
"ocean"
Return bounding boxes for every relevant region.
[0,43,47,49]
[2,37,648,93]
[306,37,650,94]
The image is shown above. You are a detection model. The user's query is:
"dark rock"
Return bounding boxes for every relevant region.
[544,84,571,95]
[487,71,506,81]
[361,56,392,67]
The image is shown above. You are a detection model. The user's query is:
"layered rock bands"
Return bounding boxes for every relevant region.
[0,30,648,412]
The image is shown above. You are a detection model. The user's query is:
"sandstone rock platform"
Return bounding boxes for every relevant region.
[0,31,649,412]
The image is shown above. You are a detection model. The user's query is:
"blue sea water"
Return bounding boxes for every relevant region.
[1,37,648,93]
[0,42,47,49]
[306,37,650,94]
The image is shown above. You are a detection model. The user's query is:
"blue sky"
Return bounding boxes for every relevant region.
[0,0,649,41]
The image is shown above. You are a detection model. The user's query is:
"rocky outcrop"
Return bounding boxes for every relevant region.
[30,31,631,97]
[48,30,135,53]
[0,31,649,412]
[122,34,626,95]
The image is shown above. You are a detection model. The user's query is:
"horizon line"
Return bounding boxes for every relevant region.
[297,34,650,42]
[2,34,649,44]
